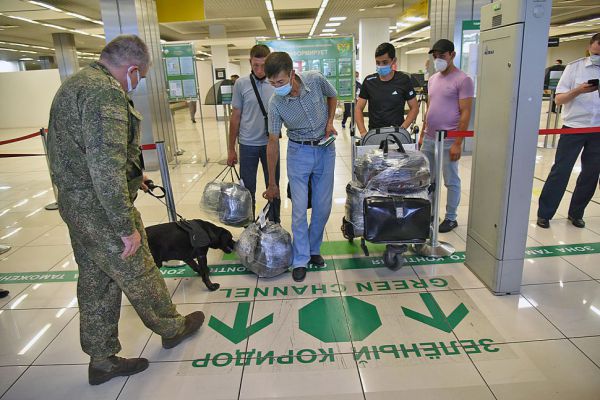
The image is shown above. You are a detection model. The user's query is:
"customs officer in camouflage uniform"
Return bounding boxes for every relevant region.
[47,35,205,385]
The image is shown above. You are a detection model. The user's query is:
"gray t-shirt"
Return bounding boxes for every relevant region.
[231,74,275,146]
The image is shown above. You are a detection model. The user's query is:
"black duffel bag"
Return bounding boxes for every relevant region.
[363,196,431,243]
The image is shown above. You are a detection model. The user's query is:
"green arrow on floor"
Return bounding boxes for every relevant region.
[401,293,469,333]
[208,302,273,344]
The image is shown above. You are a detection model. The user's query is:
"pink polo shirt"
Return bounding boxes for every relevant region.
[425,68,474,139]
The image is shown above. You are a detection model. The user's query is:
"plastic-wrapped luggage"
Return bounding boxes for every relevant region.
[200,166,253,227]
[236,204,292,278]
[344,181,379,237]
[354,148,430,191]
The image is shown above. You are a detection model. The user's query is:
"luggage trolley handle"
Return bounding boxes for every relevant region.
[379,134,406,154]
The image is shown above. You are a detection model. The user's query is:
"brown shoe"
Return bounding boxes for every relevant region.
[162,311,205,349]
[88,356,149,385]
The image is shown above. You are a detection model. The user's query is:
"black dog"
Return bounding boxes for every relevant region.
[146,219,235,291]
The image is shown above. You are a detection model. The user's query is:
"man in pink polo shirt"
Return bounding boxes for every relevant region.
[419,39,474,233]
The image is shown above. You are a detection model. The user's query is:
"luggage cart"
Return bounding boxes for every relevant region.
[341,125,431,270]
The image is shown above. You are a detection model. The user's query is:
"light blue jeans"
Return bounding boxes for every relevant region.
[287,141,336,268]
[421,138,461,221]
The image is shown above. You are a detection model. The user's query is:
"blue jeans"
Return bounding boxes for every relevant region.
[239,143,280,222]
[287,141,336,268]
[421,138,461,221]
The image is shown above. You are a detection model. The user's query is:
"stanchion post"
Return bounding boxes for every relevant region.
[543,90,554,148]
[349,102,357,181]
[415,130,455,257]
[552,104,561,147]
[156,141,178,222]
[39,128,59,211]
[218,104,231,165]
[431,130,444,246]
[197,95,209,166]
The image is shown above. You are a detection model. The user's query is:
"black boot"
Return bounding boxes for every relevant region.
[162,311,205,349]
[89,356,149,385]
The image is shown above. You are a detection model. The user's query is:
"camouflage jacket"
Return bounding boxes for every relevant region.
[47,61,144,237]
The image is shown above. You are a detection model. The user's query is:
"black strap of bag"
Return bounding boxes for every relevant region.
[214,165,241,183]
[250,74,269,137]
[379,134,406,154]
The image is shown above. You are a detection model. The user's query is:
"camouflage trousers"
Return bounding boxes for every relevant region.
[59,195,185,360]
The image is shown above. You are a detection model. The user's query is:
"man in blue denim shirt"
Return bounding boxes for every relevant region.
[262,52,338,282]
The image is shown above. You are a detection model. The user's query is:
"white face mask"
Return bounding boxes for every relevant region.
[126,66,141,94]
[590,54,600,66]
[434,58,448,72]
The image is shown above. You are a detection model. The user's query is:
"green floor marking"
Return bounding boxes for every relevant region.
[208,301,273,344]
[222,240,387,260]
[402,293,469,333]
[1,241,599,284]
[298,296,382,342]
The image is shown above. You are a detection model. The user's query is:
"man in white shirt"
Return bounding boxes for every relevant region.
[537,33,600,229]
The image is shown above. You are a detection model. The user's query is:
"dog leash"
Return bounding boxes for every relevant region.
[143,180,186,221]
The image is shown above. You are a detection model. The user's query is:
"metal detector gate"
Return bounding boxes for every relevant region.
[465,0,551,295]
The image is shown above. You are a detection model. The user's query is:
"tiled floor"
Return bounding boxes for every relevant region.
[1,103,600,400]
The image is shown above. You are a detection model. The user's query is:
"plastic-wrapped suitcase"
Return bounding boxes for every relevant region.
[236,203,292,278]
[200,166,253,227]
[342,131,432,270]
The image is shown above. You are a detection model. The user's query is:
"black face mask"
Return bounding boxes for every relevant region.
[252,72,266,81]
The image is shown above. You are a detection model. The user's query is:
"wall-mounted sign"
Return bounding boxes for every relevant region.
[162,43,198,101]
[215,68,226,80]
[259,36,356,102]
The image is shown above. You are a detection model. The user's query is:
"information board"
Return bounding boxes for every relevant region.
[259,36,355,102]
[162,43,198,101]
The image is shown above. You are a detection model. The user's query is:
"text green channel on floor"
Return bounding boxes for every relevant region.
[0,241,598,284]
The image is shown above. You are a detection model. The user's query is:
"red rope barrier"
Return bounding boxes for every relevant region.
[0,131,41,146]
[445,126,600,138]
[446,130,474,138]
[141,144,157,150]
[538,127,600,135]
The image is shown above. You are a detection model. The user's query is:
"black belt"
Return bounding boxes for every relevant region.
[290,138,322,146]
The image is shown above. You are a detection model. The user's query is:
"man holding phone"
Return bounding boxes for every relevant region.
[262,51,338,282]
[537,33,600,229]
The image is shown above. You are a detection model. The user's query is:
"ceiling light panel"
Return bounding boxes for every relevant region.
[309,0,330,37]
[28,1,62,12]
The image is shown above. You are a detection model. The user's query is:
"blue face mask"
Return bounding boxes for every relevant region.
[376,65,392,76]
[274,80,292,96]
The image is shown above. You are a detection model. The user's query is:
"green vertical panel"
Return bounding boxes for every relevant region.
[162,43,199,102]
[259,36,356,102]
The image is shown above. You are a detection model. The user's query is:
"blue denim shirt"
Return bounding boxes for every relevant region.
[267,71,337,141]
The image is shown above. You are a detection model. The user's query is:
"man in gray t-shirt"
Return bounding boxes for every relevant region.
[228,45,280,221]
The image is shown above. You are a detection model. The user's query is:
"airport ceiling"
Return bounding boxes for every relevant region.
[0,0,598,64]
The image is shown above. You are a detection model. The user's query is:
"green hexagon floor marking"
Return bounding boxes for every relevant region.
[298,296,382,342]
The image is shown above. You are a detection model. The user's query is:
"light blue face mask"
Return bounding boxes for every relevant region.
[274,77,292,96]
[590,54,600,66]
[376,64,392,76]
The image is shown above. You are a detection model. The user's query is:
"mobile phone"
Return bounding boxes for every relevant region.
[318,134,336,147]
[588,79,599,87]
